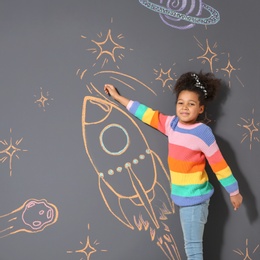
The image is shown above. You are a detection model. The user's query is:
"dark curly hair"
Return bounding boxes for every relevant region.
[174,71,221,105]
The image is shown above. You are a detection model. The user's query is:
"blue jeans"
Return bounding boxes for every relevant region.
[179,200,210,260]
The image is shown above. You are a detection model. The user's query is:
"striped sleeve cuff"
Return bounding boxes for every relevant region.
[126,100,134,110]
[230,190,239,196]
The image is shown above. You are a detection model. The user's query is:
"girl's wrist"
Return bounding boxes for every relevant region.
[230,190,239,196]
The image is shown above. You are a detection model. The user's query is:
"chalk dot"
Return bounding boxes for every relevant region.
[146,149,151,154]
[117,167,123,172]
[139,154,145,160]
[133,159,138,164]
[108,169,114,175]
[125,162,131,168]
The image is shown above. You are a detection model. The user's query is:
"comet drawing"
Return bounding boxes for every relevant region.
[82,96,181,259]
[0,198,59,239]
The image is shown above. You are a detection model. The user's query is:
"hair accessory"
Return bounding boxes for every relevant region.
[191,73,207,98]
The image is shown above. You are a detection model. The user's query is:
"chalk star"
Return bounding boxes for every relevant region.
[197,39,217,73]
[155,68,173,88]
[0,129,28,176]
[221,58,236,78]
[92,29,125,63]
[75,236,97,260]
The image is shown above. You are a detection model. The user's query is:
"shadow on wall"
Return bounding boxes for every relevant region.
[209,78,258,224]
[204,135,258,260]
[203,79,258,259]
[217,137,258,224]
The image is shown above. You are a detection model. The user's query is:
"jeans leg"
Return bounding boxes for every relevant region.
[179,200,209,260]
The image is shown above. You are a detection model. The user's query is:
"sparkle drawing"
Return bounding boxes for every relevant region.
[233,239,259,259]
[190,36,244,87]
[219,52,243,88]
[202,111,213,125]
[82,18,133,70]
[0,128,28,176]
[0,198,59,239]
[92,29,125,63]
[153,65,177,91]
[77,18,158,98]
[34,87,53,111]
[67,224,108,260]
[82,96,181,259]
[195,38,218,73]
[221,53,236,78]
[237,109,260,150]
[138,0,220,30]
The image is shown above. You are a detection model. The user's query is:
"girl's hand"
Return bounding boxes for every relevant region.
[230,193,243,211]
[104,84,120,100]
[104,84,130,107]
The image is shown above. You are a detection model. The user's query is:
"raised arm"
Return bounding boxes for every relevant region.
[104,84,130,107]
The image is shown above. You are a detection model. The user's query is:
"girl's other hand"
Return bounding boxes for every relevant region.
[230,193,243,211]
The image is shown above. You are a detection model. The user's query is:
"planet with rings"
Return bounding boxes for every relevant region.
[138,0,220,30]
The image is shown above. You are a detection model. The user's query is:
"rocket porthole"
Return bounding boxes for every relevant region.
[99,124,130,155]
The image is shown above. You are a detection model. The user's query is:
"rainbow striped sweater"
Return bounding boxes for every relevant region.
[127,101,239,206]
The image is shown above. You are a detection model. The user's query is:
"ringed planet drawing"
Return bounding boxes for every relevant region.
[138,0,220,30]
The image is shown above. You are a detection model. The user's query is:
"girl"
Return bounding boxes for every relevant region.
[104,71,243,260]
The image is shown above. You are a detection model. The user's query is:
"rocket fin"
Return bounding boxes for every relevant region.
[150,150,175,213]
[98,176,134,230]
[126,165,160,229]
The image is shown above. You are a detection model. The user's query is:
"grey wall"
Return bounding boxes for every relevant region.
[0,1,259,259]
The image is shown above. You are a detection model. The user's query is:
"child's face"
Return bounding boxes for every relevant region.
[176,90,204,125]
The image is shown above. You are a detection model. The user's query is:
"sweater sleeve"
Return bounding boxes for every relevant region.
[200,126,239,196]
[126,100,172,136]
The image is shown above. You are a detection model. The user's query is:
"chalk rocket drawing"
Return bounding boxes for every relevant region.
[0,198,58,239]
[82,96,181,259]
[78,20,181,259]
[138,0,220,30]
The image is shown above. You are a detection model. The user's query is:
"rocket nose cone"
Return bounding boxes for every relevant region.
[82,96,112,125]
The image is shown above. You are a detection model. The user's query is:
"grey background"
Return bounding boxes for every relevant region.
[0,0,259,259]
